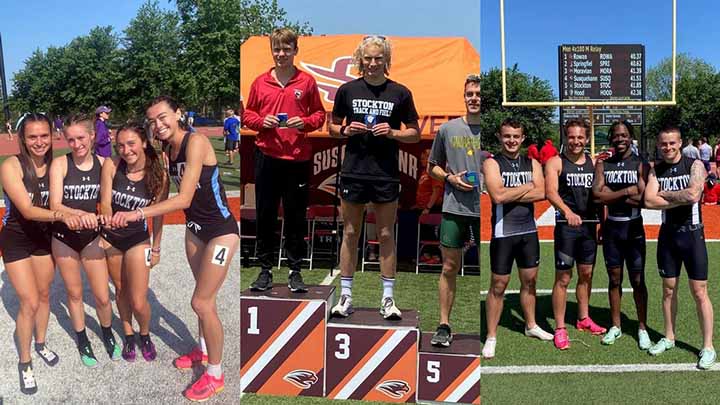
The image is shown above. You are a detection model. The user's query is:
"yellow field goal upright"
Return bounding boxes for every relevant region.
[499,0,677,108]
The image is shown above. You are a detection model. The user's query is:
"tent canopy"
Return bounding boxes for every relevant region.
[240,35,480,137]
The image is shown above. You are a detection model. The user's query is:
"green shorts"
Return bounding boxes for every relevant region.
[440,213,479,249]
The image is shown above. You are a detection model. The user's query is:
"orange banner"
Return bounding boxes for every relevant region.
[240,35,480,137]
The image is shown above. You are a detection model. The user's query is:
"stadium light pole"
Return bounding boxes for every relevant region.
[0,32,9,124]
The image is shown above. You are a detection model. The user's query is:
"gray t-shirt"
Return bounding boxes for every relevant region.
[428,117,482,217]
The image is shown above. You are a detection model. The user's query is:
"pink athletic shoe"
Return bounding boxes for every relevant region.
[576,317,607,335]
[554,328,570,350]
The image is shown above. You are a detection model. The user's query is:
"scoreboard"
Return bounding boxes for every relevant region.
[559,44,645,125]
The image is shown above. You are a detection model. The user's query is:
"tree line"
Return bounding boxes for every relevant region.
[480,53,720,154]
[8,0,310,123]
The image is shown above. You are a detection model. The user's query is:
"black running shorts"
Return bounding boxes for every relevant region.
[657,225,708,281]
[490,232,540,275]
[553,222,597,270]
[0,227,51,263]
[340,177,400,204]
[602,217,646,273]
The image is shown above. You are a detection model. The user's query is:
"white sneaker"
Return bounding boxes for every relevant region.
[380,297,402,320]
[331,294,354,317]
[525,325,554,341]
[482,337,497,359]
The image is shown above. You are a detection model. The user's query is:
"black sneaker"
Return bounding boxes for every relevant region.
[78,341,99,368]
[250,270,273,291]
[431,324,453,347]
[288,271,308,293]
[18,362,37,395]
[103,333,122,361]
[34,342,59,367]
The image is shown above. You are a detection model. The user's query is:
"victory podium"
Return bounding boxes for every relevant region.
[417,333,480,404]
[240,285,335,397]
[325,309,420,403]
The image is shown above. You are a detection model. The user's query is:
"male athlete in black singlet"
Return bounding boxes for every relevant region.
[593,121,650,349]
[482,118,552,359]
[644,126,715,369]
[545,119,605,351]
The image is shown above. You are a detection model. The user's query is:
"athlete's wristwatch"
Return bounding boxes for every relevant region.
[339,125,348,137]
[444,173,451,183]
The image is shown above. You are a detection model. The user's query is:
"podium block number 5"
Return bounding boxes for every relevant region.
[247,306,260,335]
[335,333,350,359]
[427,361,440,383]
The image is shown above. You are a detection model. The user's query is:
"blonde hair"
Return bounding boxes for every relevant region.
[353,36,392,75]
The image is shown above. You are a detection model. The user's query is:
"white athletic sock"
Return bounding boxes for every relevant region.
[199,337,208,355]
[341,276,353,297]
[206,363,222,378]
[382,276,395,299]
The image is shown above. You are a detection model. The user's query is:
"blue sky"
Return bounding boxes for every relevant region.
[278,0,480,52]
[482,0,720,95]
[0,0,174,90]
[0,0,480,92]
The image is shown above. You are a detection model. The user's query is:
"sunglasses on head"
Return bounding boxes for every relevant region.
[363,35,387,41]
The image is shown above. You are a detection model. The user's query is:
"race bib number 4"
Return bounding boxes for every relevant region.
[211,245,229,266]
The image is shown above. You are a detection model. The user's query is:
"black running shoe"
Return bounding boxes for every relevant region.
[288,271,308,293]
[431,324,453,347]
[18,362,37,395]
[250,271,273,291]
[34,342,59,367]
[103,333,122,361]
[78,341,98,368]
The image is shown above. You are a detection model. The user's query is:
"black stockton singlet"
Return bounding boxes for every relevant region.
[62,153,101,213]
[603,153,642,220]
[557,153,596,220]
[491,154,536,238]
[168,133,234,225]
[2,160,49,235]
[110,160,152,235]
[654,155,701,226]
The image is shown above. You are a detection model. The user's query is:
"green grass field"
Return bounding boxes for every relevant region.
[480,240,720,404]
[0,136,239,195]
[241,240,720,404]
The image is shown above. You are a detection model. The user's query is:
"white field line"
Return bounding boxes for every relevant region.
[480,288,634,295]
[320,269,339,286]
[481,363,719,374]
[478,239,720,243]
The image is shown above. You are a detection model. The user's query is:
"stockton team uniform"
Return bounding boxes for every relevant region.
[168,133,238,242]
[554,153,598,270]
[101,160,153,252]
[490,154,539,275]
[333,78,419,203]
[601,153,646,272]
[53,153,102,253]
[0,166,50,263]
[655,156,707,280]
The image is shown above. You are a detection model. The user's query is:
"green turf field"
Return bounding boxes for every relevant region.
[480,240,720,403]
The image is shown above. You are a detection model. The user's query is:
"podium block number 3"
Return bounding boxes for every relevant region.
[427,361,440,383]
[335,333,350,359]
[247,306,260,335]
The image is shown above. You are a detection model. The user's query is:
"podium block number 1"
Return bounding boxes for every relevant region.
[247,306,260,335]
